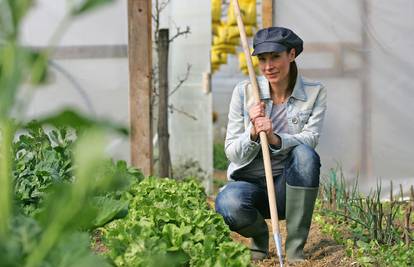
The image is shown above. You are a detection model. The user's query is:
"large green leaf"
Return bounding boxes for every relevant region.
[70,0,114,16]
[0,214,41,267]
[0,0,33,39]
[24,130,111,267]
[45,232,111,267]
[25,109,128,135]
[28,51,49,85]
[0,43,25,118]
[92,196,128,227]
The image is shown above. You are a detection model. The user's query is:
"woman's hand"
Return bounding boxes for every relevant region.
[249,102,265,141]
[248,102,280,145]
[248,102,266,123]
[251,116,281,146]
[254,116,273,137]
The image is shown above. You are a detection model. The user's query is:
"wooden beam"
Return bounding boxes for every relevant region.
[157,29,171,178]
[262,0,273,27]
[128,0,153,175]
[50,45,127,59]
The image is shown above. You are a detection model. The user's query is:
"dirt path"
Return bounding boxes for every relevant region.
[230,219,354,267]
[212,170,355,267]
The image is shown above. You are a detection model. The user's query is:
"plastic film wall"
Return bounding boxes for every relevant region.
[212,0,414,195]
[20,0,130,161]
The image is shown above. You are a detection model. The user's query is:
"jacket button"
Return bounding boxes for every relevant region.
[288,98,294,104]
[292,117,299,124]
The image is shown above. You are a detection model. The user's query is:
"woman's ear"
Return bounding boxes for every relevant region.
[289,49,296,62]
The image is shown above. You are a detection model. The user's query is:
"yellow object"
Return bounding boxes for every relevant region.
[215,25,239,45]
[212,23,219,36]
[210,1,258,74]
[212,43,236,54]
[228,0,257,26]
[227,25,254,40]
[238,49,259,75]
[211,50,228,65]
[245,25,254,37]
[227,26,240,40]
[212,0,222,23]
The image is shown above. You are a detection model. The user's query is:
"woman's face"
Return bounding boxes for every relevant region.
[257,49,295,85]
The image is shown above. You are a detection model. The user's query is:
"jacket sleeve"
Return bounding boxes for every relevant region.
[224,83,261,165]
[269,85,327,154]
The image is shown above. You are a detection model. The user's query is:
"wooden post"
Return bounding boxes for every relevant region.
[262,0,273,27]
[158,29,171,178]
[128,0,153,175]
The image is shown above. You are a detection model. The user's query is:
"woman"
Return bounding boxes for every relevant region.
[215,27,327,262]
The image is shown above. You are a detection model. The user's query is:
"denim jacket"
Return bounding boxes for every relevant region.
[225,74,327,179]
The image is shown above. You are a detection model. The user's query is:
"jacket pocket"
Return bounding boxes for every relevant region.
[291,110,312,131]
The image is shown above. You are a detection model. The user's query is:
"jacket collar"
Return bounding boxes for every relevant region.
[257,74,307,102]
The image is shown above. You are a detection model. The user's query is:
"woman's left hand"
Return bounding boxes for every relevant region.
[254,116,272,136]
[254,117,281,146]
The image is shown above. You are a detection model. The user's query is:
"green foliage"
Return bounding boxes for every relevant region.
[70,0,114,16]
[213,143,228,170]
[0,44,25,117]
[318,167,414,266]
[12,125,137,217]
[0,0,138,266]
[13,126,74,215]
[1,130,139,267]
[0,213,112,267]
[104,177,251,267]
[0,0,33,39]
[321,167,405,244]
[29,109,129,135]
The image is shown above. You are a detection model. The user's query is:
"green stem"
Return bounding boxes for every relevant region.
[0,120,14,238]
[24,187,86,267]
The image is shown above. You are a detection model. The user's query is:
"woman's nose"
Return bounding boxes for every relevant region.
[265,61,274,70]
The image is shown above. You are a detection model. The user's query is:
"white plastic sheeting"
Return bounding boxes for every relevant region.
[20,0,130,161]
[19,0,213,193]
[213,0,414,196]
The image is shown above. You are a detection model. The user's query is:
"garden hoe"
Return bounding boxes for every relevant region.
[232,0,284,266]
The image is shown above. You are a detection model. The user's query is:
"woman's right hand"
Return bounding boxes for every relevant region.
[249,102,265,141]
[248,102,265,123]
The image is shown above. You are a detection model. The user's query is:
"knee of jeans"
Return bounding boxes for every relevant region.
[215,187,256,230]
[288,144,320,187]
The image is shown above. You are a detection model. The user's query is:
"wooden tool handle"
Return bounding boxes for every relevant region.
[232,0,281,235]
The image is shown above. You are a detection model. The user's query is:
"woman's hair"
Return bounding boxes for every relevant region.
[287,48,298,93]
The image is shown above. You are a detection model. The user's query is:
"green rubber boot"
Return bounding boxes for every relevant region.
[285,184,318,262]
[237,212,269,260]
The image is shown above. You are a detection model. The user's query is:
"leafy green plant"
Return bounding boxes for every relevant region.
[213,143,228,170]
[103,177,251,267]
[0,0,141,266]
[321,167,404,244]
[13,126,74,214]
[0,130,134,267]
[318,167,414,266]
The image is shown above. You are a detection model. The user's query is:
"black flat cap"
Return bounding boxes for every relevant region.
[252,27,303,57]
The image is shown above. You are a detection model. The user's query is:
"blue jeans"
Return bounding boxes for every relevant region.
[215,144,320,232]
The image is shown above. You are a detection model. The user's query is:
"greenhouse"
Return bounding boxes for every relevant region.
[0,0,413,266]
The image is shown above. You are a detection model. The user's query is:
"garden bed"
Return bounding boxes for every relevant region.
[212,169,414,266]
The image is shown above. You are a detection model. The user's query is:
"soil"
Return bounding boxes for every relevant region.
[230,220,355,267]
[212,170,357,267]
